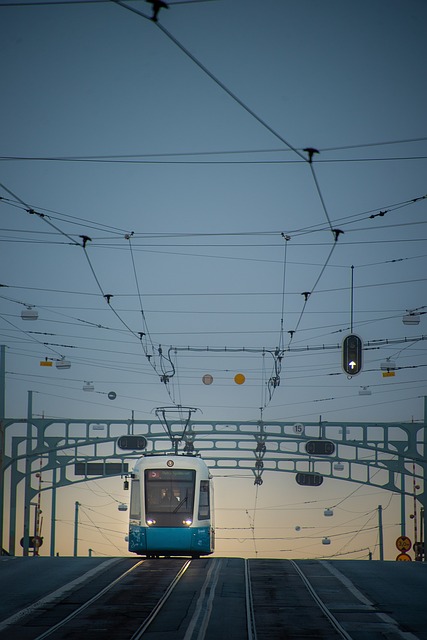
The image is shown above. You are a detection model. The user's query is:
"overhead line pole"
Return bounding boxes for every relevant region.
[22,391,33,556]
[378,505,384,561]
[74,501,80,557]
[0,345,5,555]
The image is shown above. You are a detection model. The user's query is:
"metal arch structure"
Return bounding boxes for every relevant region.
[1,395,426,557]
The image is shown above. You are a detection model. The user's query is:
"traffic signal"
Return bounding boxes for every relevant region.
[342,333,363,376]
[117,435,147,450]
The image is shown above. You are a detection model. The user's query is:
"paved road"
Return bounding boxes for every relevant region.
[0,556,426,639]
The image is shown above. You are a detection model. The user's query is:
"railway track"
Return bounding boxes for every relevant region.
[0,557,420,639]
[247,559,352,640]
[0,558,191,640]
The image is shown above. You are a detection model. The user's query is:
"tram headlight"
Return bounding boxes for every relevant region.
[146,518,156,526]
[183,518,192,526]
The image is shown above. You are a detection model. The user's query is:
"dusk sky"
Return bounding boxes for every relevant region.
[1,0,426,559]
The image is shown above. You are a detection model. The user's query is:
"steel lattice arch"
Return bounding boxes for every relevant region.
[1,395,426,557]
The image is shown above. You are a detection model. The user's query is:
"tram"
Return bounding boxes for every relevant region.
[128,454,215,558]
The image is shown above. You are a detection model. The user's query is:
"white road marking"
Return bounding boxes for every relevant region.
[321,561,421,640]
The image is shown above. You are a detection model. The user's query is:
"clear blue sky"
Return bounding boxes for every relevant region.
[1,0,426,558]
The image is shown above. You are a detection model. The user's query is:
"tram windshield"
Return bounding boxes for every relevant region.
[145,469,195,527]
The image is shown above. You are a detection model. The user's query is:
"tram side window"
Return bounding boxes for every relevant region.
[198,480,210,520]
[130,478,141,520]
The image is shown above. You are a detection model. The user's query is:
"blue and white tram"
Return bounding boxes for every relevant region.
[128,455,215,558]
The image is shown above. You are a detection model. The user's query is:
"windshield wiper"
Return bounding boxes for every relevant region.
[173,495,188,513]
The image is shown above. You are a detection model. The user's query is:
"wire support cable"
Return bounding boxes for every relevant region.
[287,241,338,349]
[278,234,290,352]
[81,246,141,339]
[0,314,65,358]
[1,180,172,389]
[126,233,159,366]
[0,181,80,246]
[82,243,178,406]
[111,0,306,162]
[309,162,334,232]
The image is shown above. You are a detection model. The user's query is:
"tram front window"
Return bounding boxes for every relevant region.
[145,469,195,527]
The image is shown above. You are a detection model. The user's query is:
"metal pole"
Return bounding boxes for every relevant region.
[423,396,427,562]
[400,471,406,537]
[32,502,38,557]
[22,391,33,556]
[50,467,57,557]
[8,465,17,556]
[412,463,418,553]
[378,505,384,561]
[8,437,21,556]
[73,501,80,557]
[422,507,425,562]
[0,345,6,555]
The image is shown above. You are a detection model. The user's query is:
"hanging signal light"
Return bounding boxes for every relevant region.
[83,381,94,392]
[342,334,363,376]
[21,306,38,320]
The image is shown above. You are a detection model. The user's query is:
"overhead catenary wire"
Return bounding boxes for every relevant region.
[0,0,219,6]
[2,154,427,165]
[108,0,349,332]
[0,181,178,405]
[0,11,424,400]
[1,134,426,161]
[3,0,424,564]
[2,191,425,244]
[7,274,419,296]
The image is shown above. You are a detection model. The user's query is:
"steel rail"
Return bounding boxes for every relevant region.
[33,560,145,640]
[245,559,258,640]
[130,559,191,639]
[31,559,191,640]
[290,560,353,640]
